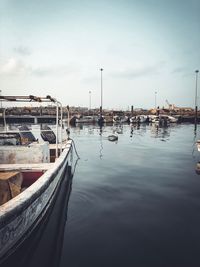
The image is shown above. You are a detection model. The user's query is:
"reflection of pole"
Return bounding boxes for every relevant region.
[195,70,199,124]
[100,68,103,116]
[155,91,157,109]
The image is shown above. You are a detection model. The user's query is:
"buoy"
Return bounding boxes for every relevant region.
[108,134,118,141]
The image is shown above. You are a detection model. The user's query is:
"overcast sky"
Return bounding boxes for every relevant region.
[0,0,199,109]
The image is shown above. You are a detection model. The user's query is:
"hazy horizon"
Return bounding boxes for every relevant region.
[0,0,199,110]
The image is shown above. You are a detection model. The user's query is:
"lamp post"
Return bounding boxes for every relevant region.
[89,90,91,114]
[100,68,103,116]
[195,70,199,124]
[0,90,2,109]
[155,91,157,109]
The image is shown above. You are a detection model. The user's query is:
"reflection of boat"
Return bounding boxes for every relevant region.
[151,115,160,124]
[0,95,73,262]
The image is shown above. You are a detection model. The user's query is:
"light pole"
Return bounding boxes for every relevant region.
[100,68,103,116]
[89,90,91,114]
[0,90,2,109]
[195,70,199,124]
[155,91,157,109]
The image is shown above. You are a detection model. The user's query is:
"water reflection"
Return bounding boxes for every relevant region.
[150,124,170,140]
[99,125,103,159]
[61,123,200,267]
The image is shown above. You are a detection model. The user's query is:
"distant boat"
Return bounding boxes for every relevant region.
[167,115,178,123]
[129,116,139,123]
[151,115,178,125]
[113,115,128,123]
[113,115,121,123]
[130,115,149,123]
[137,115,149,123]
[76,115,97,123]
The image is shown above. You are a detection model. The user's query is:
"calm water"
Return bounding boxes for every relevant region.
[60,123,200,267]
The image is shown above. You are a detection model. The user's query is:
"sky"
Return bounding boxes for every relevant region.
[0,0,200,110]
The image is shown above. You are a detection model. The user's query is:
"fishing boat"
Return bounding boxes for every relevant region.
[167,115,178,123]
[130,116,141,124]
[0,95,73,263]
[113,115,128,124]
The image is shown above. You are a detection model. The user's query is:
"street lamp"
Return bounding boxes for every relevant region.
[195,70,199,124]
[0,90,2,109]
[155,91,157,109]
[100,68,103,116]
[89,90,91,113]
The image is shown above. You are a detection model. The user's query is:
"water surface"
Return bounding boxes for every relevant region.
[60,123,200,267]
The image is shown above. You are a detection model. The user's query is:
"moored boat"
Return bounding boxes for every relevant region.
[0,95,74,262]
[76,115,97,123]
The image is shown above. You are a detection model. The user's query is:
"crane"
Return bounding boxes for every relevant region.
[166,99,170,108]
[165,100,175,110]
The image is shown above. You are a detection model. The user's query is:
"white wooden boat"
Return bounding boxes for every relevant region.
[0,95,73,262]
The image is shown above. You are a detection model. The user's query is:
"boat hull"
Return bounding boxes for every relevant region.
[0,141,72,262]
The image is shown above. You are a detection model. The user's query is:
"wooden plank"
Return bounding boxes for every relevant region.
[0,172,23,205]
[0,171,20,180]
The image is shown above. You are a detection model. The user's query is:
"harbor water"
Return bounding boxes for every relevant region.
[2,122,200,267]
[60,123,200,267]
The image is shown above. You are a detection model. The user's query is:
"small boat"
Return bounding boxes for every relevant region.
[113,115,121,123]
[0,95,74,262]
[167,115,178,123]
[113,115,128,124]
[130,116,140,124]
[137,115,149,123]
[76,115,96,123]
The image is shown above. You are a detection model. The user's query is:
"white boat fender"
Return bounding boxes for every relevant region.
[108,135,118,141]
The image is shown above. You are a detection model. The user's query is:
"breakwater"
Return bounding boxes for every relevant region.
[0,114,199,124]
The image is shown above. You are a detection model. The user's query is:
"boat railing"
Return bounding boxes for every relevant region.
[0,95,65,159]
